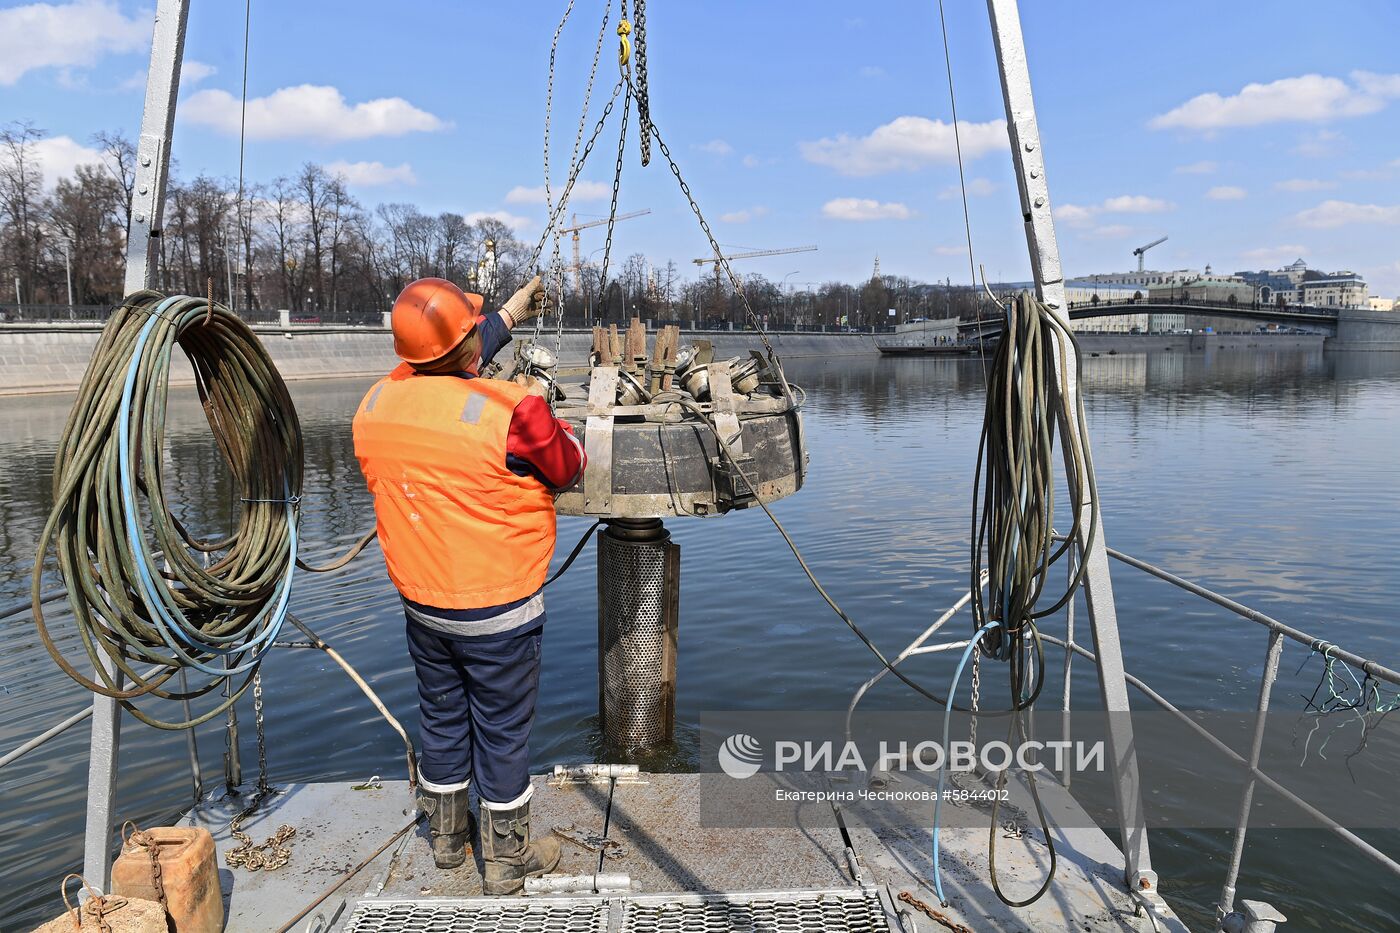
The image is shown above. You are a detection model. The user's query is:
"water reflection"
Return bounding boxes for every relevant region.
[1,349,1398,930]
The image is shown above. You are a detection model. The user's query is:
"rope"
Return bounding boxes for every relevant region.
[934,0,988,371]
[655,396,1012,715]
[232,0,251,310]
[31,291,301,729]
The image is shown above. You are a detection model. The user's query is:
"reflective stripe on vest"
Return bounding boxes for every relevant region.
[352,363,556,610]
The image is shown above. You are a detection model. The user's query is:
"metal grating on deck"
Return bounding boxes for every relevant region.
[344,898,610,933]
[344,888,895,933]
[620,888,891,933]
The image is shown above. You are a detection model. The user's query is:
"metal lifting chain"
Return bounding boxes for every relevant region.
[61,875,122,933]
[633,0,651,166]
[253,669,269,795]
[225,816,296,872]
[529,77,625,270]
[969,644,981,748]
[630,96,778,360]
[122,822,168,914]
[535,0,574,346]
[539,0,612,364]
[597,80,632,320]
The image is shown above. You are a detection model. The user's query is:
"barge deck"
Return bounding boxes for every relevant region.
[187,770,1184,932]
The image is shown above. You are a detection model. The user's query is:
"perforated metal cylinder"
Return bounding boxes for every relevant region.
[598,519,680,750]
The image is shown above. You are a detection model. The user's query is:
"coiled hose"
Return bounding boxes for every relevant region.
[966,291,1102,906]
[31,291,302,730]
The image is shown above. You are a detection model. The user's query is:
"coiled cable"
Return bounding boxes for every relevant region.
[31,291,302,730]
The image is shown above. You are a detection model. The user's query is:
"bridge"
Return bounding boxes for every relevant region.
[960,298,1341,336]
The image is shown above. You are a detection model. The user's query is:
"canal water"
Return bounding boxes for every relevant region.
[1,349,1398,930]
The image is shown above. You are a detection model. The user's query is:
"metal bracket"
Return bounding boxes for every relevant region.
[549,763,646,786]
[123,0,189,295]
[583,368,619,515]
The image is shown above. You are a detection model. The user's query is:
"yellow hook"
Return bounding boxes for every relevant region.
[617,19,632,67]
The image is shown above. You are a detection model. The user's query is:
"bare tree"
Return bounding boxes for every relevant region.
[0,122,46,302]
[93,130,136,248]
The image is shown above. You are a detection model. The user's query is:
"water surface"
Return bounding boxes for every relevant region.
[2,349,1398,930]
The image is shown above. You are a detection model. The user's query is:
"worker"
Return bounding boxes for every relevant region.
[352,275,585,894]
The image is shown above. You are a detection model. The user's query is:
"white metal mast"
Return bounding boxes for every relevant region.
[984,0,1168,919]
[85,0,190,894]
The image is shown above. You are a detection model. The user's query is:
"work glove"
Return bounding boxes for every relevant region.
[513,372,549,398]
[503,275,549,326]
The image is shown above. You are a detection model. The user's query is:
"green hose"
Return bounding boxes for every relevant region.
[31,291,303,730]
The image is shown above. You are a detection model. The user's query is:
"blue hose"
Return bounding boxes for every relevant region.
[117,299,295,676]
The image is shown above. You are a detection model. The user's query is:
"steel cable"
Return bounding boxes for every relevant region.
[31,291,302,730]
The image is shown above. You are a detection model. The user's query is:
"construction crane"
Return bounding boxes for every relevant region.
[692,245,818,270]
[1132,235,1167,272]
[693,245,818,292]
[561,210,651,290]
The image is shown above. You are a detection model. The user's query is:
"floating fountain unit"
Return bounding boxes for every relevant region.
[504,321,807,750]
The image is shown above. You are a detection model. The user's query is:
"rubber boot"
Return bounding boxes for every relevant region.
[480,799,561,895]
[417,786,474,869]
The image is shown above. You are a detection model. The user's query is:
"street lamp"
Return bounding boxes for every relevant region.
[781,271,800,328]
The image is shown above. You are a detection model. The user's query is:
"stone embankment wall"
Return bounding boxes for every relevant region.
[0,325,882,395]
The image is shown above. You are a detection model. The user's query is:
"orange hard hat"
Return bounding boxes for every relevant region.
[391,278,486,364]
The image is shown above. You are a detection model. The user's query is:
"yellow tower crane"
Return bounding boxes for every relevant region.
[561,210,652,291]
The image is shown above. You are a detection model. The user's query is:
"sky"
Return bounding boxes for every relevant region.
[2,0,1399,295]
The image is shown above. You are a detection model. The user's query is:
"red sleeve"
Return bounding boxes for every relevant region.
[506,395,586,490]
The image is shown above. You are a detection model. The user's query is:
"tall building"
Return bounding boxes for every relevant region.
[1236,259,1368,309]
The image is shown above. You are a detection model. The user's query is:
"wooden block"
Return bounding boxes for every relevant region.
[608,324,622,365]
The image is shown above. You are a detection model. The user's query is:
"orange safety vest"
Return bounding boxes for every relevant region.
[352,363,556,610]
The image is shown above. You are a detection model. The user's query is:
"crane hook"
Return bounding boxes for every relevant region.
[617,19,632,68]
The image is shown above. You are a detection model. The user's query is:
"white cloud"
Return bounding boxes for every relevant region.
[1086,224,1134,240]
[741,154,764,168]
[1206,185,1247,201]
[1294,129,1344,158]
[1174,160,1217,174]
[1056,195,1173,229]
[1101,195,1173,213]
[800,116,1006,176]
[183,84,447,141]
[859,65,886,79]
[718,206,769,224]
[464,210,531,232]
[1275,178,1336,192]
[123,58,214,92]
[326,160,416,186]
[0,1,148,86]
[181,60,216,85]
[1293,200,1400,229]
[938,177,996,199]
[1240,245,1309,266]
[1353,71,1400,98]
[933,244,967,256]
[504,180,610,205]
[30,135,105,188]
[821,198,912,221]
[696,139,733,156]
[1052,203,1097,228]
[1150,72,1400,131]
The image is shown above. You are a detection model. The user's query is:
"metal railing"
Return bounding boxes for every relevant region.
[849,542,1400,929]
[0,303,112,323]
[0,532,401,776]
